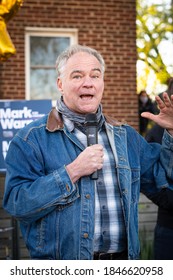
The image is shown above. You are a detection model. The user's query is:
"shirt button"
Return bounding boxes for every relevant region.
[97,180,103,186]
[83,233,89,238]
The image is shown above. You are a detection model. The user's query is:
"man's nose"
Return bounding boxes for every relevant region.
[83,76,93,87]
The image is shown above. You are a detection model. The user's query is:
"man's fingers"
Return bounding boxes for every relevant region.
[156,92,173,109]
[141,112,155,121]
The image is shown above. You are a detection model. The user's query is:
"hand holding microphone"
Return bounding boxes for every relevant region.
[66,113,104,182]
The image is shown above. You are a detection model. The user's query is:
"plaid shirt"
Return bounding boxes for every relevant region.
[65,118,126,253]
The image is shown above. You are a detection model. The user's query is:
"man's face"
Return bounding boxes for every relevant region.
[57,51,104,114]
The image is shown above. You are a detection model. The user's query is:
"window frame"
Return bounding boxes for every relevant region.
[25,27,78,100]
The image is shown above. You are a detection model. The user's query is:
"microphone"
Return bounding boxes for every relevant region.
[85,113,98,180]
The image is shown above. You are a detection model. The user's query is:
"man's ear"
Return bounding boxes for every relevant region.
[57,78,63,93]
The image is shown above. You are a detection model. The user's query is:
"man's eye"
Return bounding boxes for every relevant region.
[73,75,82,79]
[92,75,99,79]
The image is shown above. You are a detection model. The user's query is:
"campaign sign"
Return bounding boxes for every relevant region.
[0,100,52,172]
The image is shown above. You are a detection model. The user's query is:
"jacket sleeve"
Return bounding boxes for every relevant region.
[160,130,173,179]
[146,130,173,209]
[3,135,79,223]
[140,129,173,207]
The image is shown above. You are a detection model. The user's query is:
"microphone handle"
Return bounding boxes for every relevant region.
[86,125,98,180]
[91,169,98,180]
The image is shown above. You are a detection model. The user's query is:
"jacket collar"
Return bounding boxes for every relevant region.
[46,107,64,132]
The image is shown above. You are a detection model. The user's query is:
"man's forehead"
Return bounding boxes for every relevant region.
[67,52,100,66]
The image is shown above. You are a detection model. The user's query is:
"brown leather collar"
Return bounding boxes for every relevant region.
[46,107,64,132]
[46,107,123,132]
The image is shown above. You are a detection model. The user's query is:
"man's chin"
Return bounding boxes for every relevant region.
[79,106,98,114]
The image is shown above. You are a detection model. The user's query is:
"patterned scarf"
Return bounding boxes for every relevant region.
[57,97,105,133]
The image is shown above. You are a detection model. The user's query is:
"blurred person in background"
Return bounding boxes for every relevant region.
[138,90,155,136]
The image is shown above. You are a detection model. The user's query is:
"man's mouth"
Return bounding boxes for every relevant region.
[80,94,93,100]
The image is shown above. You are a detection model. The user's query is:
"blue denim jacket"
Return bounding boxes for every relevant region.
[3,108,173,259]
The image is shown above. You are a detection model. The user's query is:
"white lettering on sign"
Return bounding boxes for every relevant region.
[0,107,32,119]
[2,141,10,159]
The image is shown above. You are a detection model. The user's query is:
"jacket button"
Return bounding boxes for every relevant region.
[66,184,70,192]
[85,194,90,199]
[83,233,88,238]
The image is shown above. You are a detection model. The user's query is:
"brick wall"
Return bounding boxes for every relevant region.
[0,0,138,129]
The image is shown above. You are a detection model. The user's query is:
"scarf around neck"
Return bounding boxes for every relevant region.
[57,97,105,132]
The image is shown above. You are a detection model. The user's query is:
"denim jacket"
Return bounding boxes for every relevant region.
[3,108,173,260]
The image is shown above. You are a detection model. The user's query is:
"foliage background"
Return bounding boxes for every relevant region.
[136,0,173,98]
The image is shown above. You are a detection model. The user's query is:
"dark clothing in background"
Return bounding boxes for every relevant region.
[145,125,173,260]
[139,97,155,135]
[145,124,164,143]
[154,224,173,260]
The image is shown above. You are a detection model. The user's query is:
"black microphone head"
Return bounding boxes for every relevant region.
[85,113,98,126]
[85,113,98,180]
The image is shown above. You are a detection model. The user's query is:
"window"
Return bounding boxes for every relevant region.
[25,28,78,100]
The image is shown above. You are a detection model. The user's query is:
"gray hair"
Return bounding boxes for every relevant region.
[55,44,105,77]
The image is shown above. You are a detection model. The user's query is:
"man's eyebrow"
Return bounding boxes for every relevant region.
[71,68,101,75]
[71,70,84,75]
[92,68,101,73]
